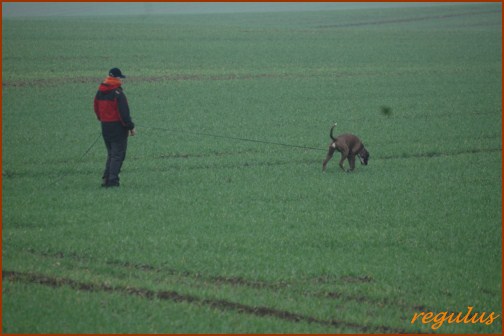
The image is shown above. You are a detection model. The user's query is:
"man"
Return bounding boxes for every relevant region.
[94,68,136,188]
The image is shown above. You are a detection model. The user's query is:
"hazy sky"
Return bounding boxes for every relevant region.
[2,2,466,18]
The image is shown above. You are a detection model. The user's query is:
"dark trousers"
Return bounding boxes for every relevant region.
[102,135,128,186]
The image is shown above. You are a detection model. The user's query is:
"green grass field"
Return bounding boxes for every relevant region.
[2,2,502,333]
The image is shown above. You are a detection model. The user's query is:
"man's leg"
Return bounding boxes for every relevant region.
[106,136,128,187]
[102,139,112,186]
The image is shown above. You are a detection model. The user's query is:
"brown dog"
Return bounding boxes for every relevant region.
[322,124,369,172]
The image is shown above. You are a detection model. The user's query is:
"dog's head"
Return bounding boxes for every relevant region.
[358,147,369,165]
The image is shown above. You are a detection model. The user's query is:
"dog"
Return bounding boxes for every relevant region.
[322,123,369,172]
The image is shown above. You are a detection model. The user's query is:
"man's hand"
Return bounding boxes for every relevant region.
[129,128,136,136]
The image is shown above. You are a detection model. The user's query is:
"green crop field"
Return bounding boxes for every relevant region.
[2,2,502,333]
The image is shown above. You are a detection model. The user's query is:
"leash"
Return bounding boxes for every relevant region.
[45,132,102,187]
[139,125,327,152]
[45,125,325,188]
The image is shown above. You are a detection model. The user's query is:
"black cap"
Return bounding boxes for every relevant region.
[109,68,126,78]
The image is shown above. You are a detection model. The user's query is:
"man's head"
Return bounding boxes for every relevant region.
[109,68,126,78]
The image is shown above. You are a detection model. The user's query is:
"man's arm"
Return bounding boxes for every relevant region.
[116,89,135,131]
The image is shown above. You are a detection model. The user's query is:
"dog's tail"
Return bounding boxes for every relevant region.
[330,122,337,141]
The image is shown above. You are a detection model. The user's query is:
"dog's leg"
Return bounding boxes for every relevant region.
[348,155,356,172]
[322,145,335,172]
[339,152,348,171]
[338,146,349,171]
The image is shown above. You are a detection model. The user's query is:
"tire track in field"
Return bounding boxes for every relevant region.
[110,259,430,313]
[317,9,501,29]
[20,248,432,315]
[380,147,501,161]
[3,146,500,181]
[1,63,480,88]
[3,270,412,333]
[2,73,294,88]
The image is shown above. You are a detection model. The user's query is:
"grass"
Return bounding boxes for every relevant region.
[2,2,502,334]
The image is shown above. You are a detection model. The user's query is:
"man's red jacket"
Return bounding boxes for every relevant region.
[94,77,135,140]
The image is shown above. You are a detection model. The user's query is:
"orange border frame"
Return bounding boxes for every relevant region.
[0,1,502,336]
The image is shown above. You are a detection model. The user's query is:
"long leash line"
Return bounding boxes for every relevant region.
[45,132,102,187]
[44,126,325,187]
[139,125,327,152]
